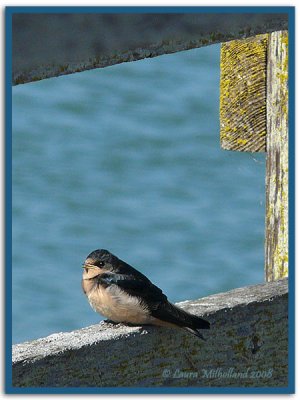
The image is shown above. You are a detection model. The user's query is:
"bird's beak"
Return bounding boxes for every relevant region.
[82,263,96,269]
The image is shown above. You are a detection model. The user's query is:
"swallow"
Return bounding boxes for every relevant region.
[82,249,210,339]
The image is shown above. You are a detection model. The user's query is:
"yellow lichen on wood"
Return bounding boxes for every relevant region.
[265,31,289,282]
[220,34,268,152]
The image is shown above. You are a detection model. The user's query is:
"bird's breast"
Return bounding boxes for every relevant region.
[85,282,152,325]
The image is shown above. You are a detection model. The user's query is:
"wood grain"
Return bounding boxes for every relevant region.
[220,35,268,152]
[265,31,289,282]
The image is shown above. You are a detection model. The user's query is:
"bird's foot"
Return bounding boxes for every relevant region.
[102,319,128,329]
[103,319,119,325]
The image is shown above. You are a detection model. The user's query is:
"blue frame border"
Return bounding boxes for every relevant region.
[5,6,13,395]
[5,5,295,394]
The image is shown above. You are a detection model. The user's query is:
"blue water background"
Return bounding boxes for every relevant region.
[12,45,266,344]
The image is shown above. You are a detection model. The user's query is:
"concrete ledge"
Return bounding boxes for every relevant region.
[12,278,288,388]
[11,13,288,85]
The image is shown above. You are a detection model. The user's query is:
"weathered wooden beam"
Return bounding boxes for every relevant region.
[10,12,288,85]
[12,278,288,388]
[220,34,268,151]
[220,31,289,282]
[265,31,289,282]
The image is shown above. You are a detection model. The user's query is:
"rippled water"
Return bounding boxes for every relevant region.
[12,44,266,344]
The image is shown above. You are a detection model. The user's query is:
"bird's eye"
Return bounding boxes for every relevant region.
[97,261,104,268]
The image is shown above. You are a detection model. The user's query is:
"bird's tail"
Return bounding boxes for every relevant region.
[179,308,210,340]
[183,327,208,340]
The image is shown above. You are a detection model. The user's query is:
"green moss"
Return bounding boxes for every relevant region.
[58,64,68,73]
[233,340,248,358]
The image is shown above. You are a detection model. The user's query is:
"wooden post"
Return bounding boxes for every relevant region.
[265,31,289,282]
[220,31,289,282]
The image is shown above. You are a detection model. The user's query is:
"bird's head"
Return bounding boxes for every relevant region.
[82,249,118,279]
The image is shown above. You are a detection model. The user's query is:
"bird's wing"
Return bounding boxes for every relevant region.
[98,273,210,333]
[98,273,168,305]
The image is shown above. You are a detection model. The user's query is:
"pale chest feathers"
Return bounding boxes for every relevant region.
[84,281,152,325]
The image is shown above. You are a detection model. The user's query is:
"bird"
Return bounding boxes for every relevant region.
[82,249,210,339]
